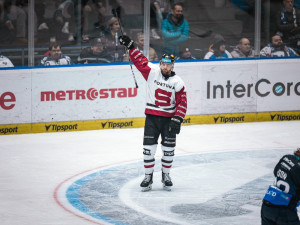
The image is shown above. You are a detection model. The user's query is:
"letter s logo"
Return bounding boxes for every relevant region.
[155,88,172,107]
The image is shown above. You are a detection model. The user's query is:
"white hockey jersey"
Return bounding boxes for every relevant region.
[0,55,14,67]
[128,48,187,120]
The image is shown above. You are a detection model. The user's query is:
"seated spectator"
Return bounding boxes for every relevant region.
[276,0,300,50]
[40,42,73,66]
[82,0,106,42]
[0,51,14,67]
[161,2,189,57]
[77,37,113,64]
[260,33,298,57]
[175,47,196,60]
[103,16,125,62]
[231,38,255,58]
[204,34,232,59]
[124,32,158,61]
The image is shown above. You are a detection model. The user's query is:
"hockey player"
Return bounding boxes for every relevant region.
[119,35,187,191]
[261,148,300,225]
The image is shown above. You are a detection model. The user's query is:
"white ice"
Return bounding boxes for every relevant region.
[0,121,300,225]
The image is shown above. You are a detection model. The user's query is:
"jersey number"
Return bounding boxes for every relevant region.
[275,178,290,193]
[155,89,172,107]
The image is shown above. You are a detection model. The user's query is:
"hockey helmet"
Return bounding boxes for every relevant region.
[160,53,175,64]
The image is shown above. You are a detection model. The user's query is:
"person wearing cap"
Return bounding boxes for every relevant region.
[204,34,232,59]
[0,51,14,67]
[78,37,113,64]
[119,35,187,192]
[261,148,300,225]
[175,47,196,60]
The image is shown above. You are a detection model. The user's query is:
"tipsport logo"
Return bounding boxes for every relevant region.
[270,114,300,121]
[214,116,245,124]
[207,79,300,99]
[45,124,78,132]
[0,126,18,134]
[182,117,191,124]
[101,121,134,129]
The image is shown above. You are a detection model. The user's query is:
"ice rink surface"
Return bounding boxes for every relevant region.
[1,121,300,225]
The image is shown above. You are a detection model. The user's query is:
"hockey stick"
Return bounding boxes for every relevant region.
[112,9,139,89]
[190,29,212,38]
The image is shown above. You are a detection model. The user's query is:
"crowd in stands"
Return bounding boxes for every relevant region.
[1,0,300,68]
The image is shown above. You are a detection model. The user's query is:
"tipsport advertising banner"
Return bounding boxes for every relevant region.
[31,65,146,122]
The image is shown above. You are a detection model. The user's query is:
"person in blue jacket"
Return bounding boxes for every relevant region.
[161,2,189,57]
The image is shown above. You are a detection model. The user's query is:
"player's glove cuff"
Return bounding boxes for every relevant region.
[119,35,135,49]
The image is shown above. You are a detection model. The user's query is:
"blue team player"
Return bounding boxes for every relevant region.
[261,148,300,225]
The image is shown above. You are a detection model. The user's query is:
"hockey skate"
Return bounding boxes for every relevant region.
[162,172,173,191]
[140,173,153,192]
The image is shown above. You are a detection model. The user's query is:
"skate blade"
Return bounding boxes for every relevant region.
[141,185,152,192]
[163,185,172,191]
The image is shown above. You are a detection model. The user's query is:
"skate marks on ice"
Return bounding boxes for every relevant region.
[55,149,290,225]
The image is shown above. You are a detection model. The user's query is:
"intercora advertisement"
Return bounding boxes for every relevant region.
[0,59,300,134]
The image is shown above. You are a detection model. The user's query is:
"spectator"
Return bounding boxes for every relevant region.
[0,51,14,67]
[260,33,298,57]
[175,47,196,60]
[40,42,73,66]
[103,16,125,62]
[37,0,75,42]
[150,1,164,39]
[82,0,106,42]
[161,2,189,57]
[276,0,300,50]
[3,0,29,44]
[231,38,255,58]
[124,32,159,61]
[204,34,232,59]
[77,37,113,64]
[0,0,12,42]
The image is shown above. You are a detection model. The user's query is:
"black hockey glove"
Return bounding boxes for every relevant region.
[169,116,182,135]
[119,35,135,49]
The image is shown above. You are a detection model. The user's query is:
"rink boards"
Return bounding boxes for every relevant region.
[1,58,300,135]
[1,111,300,135]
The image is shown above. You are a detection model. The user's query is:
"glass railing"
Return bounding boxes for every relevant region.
[0,0,299,68]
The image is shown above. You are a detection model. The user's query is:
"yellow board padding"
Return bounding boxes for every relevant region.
[1,111,300,135]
